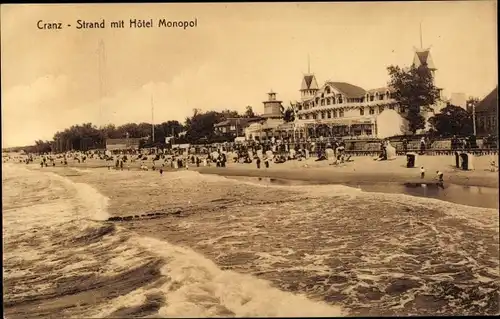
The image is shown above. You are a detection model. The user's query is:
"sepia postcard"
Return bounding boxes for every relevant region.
[1,1,498,318]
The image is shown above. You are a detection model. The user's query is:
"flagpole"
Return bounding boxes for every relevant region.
[420,22,423,49]
[151,95,155,143]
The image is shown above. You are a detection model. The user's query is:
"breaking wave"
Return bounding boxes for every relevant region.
[2,164,345,318]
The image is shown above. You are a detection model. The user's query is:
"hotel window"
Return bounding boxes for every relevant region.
[321,99,325,106]
[360,108,365,116]
[326,98,331,105]
[379,94,384,100]
[338,95,343,104]
[325,87,331,94]
[369,107,375,115]
[339,109,344,117]
[327,111,332,118]
[370,95,375,102]
[332,98,336,104]
[379,106,384,113]
[321,112,326,119]
[333,110,337,118]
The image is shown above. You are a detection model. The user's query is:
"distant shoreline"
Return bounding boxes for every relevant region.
[201,170,499,209]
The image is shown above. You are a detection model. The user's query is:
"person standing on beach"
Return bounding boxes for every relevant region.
[420,166,425,179]
[435,170,444,188]
[435,170,444,182]
[420,137,426,155]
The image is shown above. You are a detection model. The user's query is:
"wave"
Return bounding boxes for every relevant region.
[2,164,346,318]
[162,170,499,232]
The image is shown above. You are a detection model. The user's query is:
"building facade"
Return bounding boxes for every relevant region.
[475,87,498,137]
[450,92,467,109]
[295,78,400,138]
[214,117,261,137]
[292,47,444,138]
[244,91,287,141]
[105,138,142,152]
[241,47,445,142]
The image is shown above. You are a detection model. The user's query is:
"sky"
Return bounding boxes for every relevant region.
[1,1,497,147]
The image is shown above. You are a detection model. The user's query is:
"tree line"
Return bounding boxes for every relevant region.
[15,106,258,154]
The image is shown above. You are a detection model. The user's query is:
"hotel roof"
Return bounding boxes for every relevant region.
[326,82,366,98]
[367,87,395,94]
[413,49,436,70]
[214,117,262,127]
[301,74,319,91]
[475,87,498,113]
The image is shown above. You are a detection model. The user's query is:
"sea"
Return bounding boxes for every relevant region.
[2,163,499,318]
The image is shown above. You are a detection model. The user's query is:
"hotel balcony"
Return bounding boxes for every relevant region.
[297,98,397,114]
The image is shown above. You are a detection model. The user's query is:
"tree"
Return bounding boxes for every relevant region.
[244,105,255,118]
[184,110,224,143]
[154,120,184,143]
[282,102,296,123]
[387,64,441,134]
[428,104,474,137]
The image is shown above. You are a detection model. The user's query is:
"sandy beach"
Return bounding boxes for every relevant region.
[47,153,499,189]
[194,155,499,188]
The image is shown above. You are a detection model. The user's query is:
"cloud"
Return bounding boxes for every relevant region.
[2,75,77,146]
[1,61,261,147]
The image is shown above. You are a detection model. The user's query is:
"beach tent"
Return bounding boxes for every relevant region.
[467,154,475,170]
[406,152,418,168]
[460,153,474,170]
[325,148,334,159]
[386,141,397,160]
[210,151,219,159]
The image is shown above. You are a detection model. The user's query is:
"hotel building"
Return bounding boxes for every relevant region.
[292,48,443,139]
[242,48,444,141]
